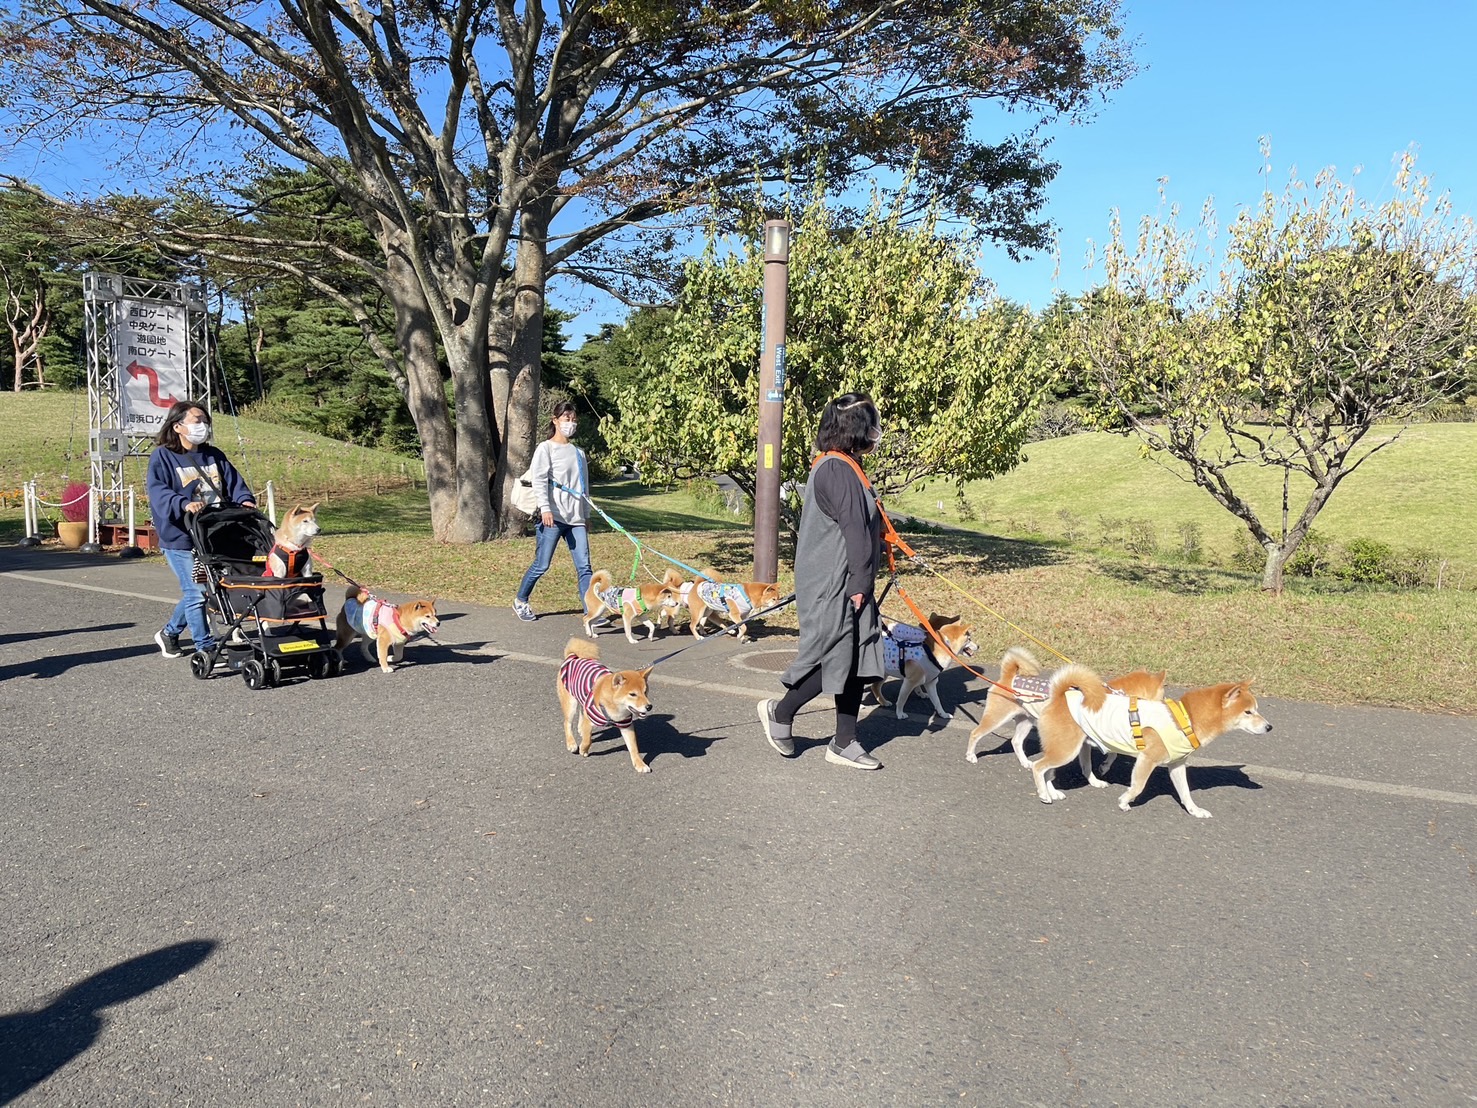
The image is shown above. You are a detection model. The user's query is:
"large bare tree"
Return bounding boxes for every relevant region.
[2,0,1132,540]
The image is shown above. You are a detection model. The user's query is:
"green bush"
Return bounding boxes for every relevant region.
[1286,529,1334,578]
[1227,529,1264,572]
[1124,519,1158,557]
[1057,509,1086,543]
[1339,537,1397,584]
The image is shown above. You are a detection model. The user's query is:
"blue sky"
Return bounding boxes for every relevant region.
[976,0,1477,311]
[6,1,1474,344]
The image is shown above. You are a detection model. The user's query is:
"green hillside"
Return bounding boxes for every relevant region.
[892,424,1477,575]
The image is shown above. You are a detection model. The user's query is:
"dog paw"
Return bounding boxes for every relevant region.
[935,710,953,721]
[635,764,652,774]
[1037,794,1054,805]
[1047,785,1066,801]
[1117,797,1133,811]
[965,752,978,763]
[1087,777,1108,789]
[1187,806,1212,819]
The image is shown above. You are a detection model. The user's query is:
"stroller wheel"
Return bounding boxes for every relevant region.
[189,651,213,680]
[264,658,282,686]
[242,658,269,690]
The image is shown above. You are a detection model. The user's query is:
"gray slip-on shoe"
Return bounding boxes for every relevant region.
[825,739,880,770]
[757,699,794,757]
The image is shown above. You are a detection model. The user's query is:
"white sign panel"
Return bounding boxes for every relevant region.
[116,298,190,435]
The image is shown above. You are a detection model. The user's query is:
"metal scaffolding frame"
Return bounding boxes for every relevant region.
[83,273,212,543]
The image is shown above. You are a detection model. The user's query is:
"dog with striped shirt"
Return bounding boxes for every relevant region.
[557,637,657,773]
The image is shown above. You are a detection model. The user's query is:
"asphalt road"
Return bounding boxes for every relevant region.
[1,544,1474,1106]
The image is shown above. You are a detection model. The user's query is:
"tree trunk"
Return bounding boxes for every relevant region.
[384,251,459,540]
[1260,542,1287,594]
[496,201,552,535]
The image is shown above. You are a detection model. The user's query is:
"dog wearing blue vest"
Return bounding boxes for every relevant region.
[1030,664,1272,818]
[334,585,440,674]
[557,637,656,773]
[582,569,682,643]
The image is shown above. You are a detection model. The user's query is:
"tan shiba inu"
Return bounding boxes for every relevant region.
[681,578,782,642]
[557,637,656,774]
[1031,665,1272,818]
[263,503,320,578]
[966,647,1167,788]
[334,585,440,674]
[869,613,978,720]
[582,569,682,643]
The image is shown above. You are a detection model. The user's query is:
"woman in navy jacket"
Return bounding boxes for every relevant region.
[145,400,255,659]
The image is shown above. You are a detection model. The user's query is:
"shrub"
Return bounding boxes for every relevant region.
[1227,529,1264,572]
[60,481,90,523]
[1057,509,1086,543]
[1339,537,1397,584]
[1177,521,1203,563]
[1124,519,1158,557]
[1286,529,1333,578]
[1097,515,1126,548]
[1391,548,1438,589]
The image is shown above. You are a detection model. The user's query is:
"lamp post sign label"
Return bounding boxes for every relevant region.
[773,344,786,390]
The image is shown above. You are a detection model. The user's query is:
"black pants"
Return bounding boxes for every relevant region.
[776,608,865,746]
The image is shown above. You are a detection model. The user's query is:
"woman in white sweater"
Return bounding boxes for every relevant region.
[512,401,596,621]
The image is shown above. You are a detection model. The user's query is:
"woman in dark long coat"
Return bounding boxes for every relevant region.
[757,392,887,769]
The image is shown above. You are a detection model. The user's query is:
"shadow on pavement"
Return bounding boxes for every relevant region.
[0,623,135,649]
[0,642,155,682]
[0,940,217,1106]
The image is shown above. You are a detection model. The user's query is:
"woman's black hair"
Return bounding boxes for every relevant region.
[814,392,879,455]
[547,399,579,436]
[154,399,212,452]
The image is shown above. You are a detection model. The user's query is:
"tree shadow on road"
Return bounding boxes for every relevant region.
[0,940,217,1106]
[0,623,134,649]
[0,642,155,682]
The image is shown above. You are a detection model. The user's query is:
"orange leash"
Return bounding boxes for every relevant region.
[813,452,1017,698]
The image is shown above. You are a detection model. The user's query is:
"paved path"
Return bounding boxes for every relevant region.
[1,545,1474,1106]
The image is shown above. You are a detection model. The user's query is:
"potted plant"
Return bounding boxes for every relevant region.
[56,482,91,549]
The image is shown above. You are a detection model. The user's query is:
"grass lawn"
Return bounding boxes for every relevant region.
[891,424,1477,581]
[3,392,1473,712]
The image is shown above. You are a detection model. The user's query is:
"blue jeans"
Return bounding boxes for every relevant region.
[517,522,593,613]
[162,547,216,651]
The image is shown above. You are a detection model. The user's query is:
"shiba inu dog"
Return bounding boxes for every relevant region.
[582,569,682,643]
[869,613,978,720]
[262,503,320,578]
[1030,665,1272,818]
[966,647,1167,787]
[334,585,440,674]
[557,636,656,773]
[683,578,781,642]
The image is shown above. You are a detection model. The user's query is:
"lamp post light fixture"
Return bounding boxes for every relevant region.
[753,218,791,584]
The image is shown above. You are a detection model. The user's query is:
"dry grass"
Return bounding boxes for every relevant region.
[310,520,1477,714]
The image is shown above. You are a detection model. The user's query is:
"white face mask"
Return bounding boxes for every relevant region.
[181,422,211,445]
[558,420,577,438]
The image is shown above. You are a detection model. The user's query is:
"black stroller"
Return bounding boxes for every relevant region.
[184,505,343,689]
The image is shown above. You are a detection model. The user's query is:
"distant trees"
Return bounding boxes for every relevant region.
[1052,153,1477,592]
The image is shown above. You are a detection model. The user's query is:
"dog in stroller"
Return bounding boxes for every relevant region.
[183,505,343,689]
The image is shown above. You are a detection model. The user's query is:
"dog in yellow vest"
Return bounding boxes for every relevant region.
[1030,664,1272,818]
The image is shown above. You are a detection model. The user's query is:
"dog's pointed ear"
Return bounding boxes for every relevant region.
[307,502,320,513]
[639,666,654,680]
[612,672,626,688]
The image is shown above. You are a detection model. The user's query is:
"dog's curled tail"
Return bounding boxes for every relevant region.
[563,635,599,662]
[999,646,1041,684]
[590,568,613,593]
[1049,664,1108,711]
[343,584,365,605]
[662,567,683,589]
